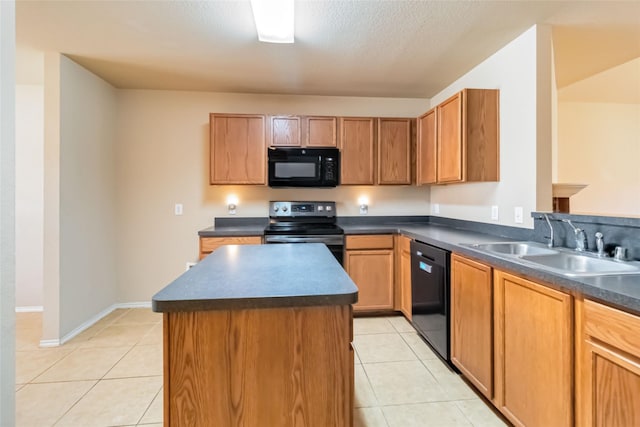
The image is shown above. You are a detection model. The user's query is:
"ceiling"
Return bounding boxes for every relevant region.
[15,0,640,99]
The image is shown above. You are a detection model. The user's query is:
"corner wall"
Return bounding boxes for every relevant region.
[115,91,430,302]
[429,25,553,228]
[16,84,44,309]
[43,54,119,340]
[0,1,16,423]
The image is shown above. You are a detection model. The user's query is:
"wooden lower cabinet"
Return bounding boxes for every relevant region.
[494,270,573,427]
[395,235,412,319]
[577,298,640,427]
[199,236,262,260]
[345,235,394,312]
[163,305,353,426]
[450,254,493,399]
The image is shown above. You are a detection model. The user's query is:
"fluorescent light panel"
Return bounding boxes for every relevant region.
[250,0,294,43]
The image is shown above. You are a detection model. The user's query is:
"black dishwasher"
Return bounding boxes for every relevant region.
[410,240,451,363]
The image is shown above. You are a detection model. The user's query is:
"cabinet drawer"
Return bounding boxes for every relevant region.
[200,236,262,254]
[346,235,394,250]
[584,299,640,356]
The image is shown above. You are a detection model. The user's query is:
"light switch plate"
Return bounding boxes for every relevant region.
[514,206,523,224]
[491,205,499,221]
[174,203,183,216]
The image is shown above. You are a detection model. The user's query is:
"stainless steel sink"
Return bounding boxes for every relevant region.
[520,252,640,277]
[468,242,558,256]
[464,241,640,277]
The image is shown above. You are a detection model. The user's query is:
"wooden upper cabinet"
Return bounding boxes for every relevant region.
[417,108,437,185]
[339,117,375,185]
[209,114,266,185]
[304,116,337,147]
[437,92,464,182]
[377,118,413,185]
[435,89,499,184]
[269,115,301,146]
[450,254,493,400]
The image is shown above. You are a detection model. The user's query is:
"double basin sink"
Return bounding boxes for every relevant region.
[464,241,640,277]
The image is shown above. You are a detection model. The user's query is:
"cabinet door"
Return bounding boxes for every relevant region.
[437,92,463,183]
[339,117,375,185]
[396,235,412,320]
[270,115,301,146]
[210,114,266,184]
[494,270,572,427]
[305,116,337,147]
[377,118,412,185]
[346,249,394,311]
[417,108,437,185]
[450,254,493,399]
[579,299,640,427]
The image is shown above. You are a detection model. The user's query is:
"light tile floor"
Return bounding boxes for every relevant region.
[16,309,508,427]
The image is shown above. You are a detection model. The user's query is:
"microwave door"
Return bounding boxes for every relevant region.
[274,161,320,180]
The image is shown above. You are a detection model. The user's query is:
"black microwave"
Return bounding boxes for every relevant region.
[268,147,340,187]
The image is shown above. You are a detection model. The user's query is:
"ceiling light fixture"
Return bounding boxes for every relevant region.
[250,0,294,44]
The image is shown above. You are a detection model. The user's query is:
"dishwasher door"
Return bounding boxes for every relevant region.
[410,240,451,362]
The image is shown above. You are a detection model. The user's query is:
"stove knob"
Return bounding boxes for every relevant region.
[274,206,279,212]
[317,206,324,211]
[282,206,289,212]
[326,205,332,211]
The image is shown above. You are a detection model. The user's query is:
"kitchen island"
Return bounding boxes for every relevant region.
[152,243,358,427]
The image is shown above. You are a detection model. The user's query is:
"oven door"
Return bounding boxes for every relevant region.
[264,235,344,265]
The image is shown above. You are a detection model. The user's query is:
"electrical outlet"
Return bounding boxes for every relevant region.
[491,205,499,221]
[359,205,368,215]
[514,206,523,224]
[174,203,183,216]
[433,203,440,214]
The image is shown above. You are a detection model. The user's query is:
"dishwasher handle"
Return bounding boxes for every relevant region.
[415,250,436,262]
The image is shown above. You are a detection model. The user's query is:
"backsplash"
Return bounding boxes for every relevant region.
[532,212,640,261]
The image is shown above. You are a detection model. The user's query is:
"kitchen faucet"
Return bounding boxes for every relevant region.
[562,219,588,251]
[542,214,554,248]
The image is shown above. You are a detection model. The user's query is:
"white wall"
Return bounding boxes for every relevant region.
[557,102,640,215]
[16,84,44,309]
[429,25,553,228]
[556,57,640,217]
[115,91,431,302]
[43,54,119,341]
[0,1,16,424]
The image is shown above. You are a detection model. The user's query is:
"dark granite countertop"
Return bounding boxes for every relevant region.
[198,217,268,237]
[196,217,640,315]
[152,243,358,313]
[357,222,640,315]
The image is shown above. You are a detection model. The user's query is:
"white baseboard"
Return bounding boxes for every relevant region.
[15,305,44,313]
[39,301,154,348]
[39,339,61,348]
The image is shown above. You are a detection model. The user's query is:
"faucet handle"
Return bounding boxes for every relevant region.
[613,246,627,261]
[595,232,606,257]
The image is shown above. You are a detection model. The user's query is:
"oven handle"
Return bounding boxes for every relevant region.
[265,235,344,245]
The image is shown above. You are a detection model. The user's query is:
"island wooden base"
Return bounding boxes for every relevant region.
[163,305,354,427]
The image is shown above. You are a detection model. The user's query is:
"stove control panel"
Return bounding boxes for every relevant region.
[269,201,336,218]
